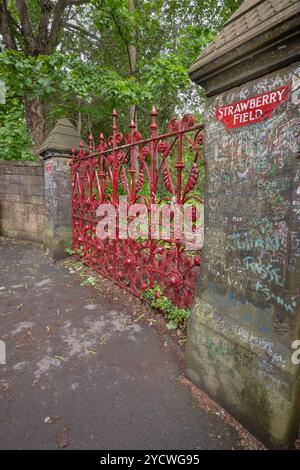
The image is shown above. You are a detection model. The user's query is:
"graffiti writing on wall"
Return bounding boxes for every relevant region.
[204,65,300,344]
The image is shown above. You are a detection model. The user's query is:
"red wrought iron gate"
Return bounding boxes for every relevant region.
[71,108,204,308]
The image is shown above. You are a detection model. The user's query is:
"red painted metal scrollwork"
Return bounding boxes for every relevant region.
[71,108,205,308]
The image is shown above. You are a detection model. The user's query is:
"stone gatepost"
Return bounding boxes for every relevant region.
[38,119,82,260]
[186,0,300,448]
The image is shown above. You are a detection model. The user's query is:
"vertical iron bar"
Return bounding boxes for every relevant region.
[149,107,157,289]
[129,120,136,203]
[112,110,118,279]
[112,109,118,205]
[99,133,105,203]
[176,130,184,270]
[71,146,76,250]
[88,134,94,260]
[79,140,86,254]
[88,134,94,203]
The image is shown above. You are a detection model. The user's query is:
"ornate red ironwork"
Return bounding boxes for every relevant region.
[71,108,205,308]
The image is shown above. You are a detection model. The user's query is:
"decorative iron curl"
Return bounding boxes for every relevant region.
[108,132,124,147]
[125,130,141,144]
[168,118,180,132]
[157,141,170,156]
[194,129,204,146]
[139,144,151,161]
[181,114,196,130]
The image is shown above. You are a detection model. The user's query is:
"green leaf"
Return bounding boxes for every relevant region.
[166,320,178,330]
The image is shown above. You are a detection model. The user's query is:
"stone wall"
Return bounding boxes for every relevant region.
[0,161,45,241]
[186,62,300,448]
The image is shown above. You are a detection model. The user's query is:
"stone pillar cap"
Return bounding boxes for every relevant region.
[38,118,84,157]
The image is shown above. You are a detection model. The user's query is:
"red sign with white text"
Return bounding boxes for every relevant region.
[216,85,289,128]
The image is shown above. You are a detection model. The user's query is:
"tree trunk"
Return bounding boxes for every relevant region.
[77,108,82,137]
[129,48,137,123]
[24,98,46,154]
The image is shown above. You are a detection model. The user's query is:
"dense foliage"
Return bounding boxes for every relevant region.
[0,0,241,159]
[0,96,34,160]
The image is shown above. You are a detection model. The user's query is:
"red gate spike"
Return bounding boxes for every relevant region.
[78,140,86,158]
[71,107,204,308]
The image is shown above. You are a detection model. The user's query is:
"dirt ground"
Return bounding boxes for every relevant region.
[0,236,265,450]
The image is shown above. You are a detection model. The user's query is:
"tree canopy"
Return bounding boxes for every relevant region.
[0,0,241,158]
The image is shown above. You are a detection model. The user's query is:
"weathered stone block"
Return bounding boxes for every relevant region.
[0,183,44,197]
[35,166,44,176]
[0,193,45,205]
[0,174,44,186]
[0,161,45,241]
[1,201,44,216]
[0,226,43,242]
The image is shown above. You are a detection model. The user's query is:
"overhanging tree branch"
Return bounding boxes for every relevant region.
[64,22,100,41]
[16,0,36,54]
[47,0,90,52]
[110,10,134,75]
[36,0,54,53]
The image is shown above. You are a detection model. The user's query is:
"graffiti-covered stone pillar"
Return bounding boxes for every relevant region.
[186,0,300,448]
[38,119,82,260]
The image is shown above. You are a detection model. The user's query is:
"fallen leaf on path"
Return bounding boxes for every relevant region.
[44,416,62,424]
[57,427,70,448]
[54,355,66,362]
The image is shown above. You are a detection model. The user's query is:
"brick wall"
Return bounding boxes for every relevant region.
[0,161,45,242]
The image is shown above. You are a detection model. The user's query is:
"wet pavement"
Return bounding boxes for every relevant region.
[0,237,257,449]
